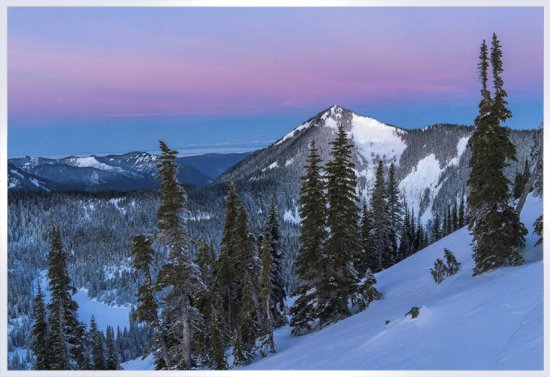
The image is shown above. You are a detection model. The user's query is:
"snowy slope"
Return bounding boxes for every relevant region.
[245,194,543,370]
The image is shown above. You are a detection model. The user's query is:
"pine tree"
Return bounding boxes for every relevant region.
[398,203,413,260]
[430,259,447,284]
[386,162,403,260]
[209,299,228,370]
[46,227,81,370]
[534,215,543,246]
[290,141,326,335]
[320,124,362,325]
[370,160,393,271]
[451,200,458,231]
[89,316,105,370]
[234,204,262,325]
[155,140,204,369]
[257,237,275,356]
[31,286,49,370]
[105,326,119,370]
[130,234,171,368]
[233,275,259,366]
[359,203,377,274]
[443,249,460,276]
[216,182,242,332]
[262,198,287,327]
[468,36,527,275]
[432,214,441,241]
[446,206,453,234]
[193,239,218,366]
[359,269,381,306]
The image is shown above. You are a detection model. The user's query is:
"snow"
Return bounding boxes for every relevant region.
[245,195,542,370]
[448,136,470,167]
[122,354,155,370]
[36,271,131,333]
[73,289,131,332]
[283,207,301,224]
[109,198,126,215]
[262,161,279,172]
[276,121,313,146]
[399,154,442,218]
[285,158,294,167]
[350,114,407,165]
[68,156,114,171]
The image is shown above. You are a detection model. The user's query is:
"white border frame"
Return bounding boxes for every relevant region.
[0,1,547,376]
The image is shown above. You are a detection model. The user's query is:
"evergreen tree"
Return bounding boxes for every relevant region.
[359,203,378,273]
[468,36,527,275]
[31,286,49,370]
[46,227,81,370]
[130,234,171,368]
[89,316,105,370]
[263,198,287,327]
[443,249,461,276]
[370,160,394,271]
[193,239,218,366]
[209,299,228,370]
[105,326,119,370]
[446,206,452,235]
[534,215,543,246]
[320,125,362,325]
[397,203,413,260]
[155,140,204,369]
[430,259,447,284]
[451,200,458,231]
[386,162,403,260]
[257,237,275,356]
[233,275,259,366]
[359,269,381,306]
[216,182,242,332]
[290,141,327,335]
[432,214,441,241]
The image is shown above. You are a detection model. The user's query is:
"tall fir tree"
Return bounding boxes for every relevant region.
[468,36,526,275]
[451,199,458,231]
[216,182,242,332]
[257,236,276,356]
[31,286,49,370]
[359,203,378,274]
[130,234,171,368]
[89,316,105,370]
[290,141,327,335]
[46,227,81,370]
[397,203,413,260]
[105,326,119,370]
[386,162,403,260]
[370,160,394,271]
[233,275,259,366]
[155,140,204,369]
[262,197,287,327]
[432,213,441,241]
[319,124,362,326]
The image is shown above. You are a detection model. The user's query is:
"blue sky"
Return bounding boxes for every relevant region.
[8,7,543,157]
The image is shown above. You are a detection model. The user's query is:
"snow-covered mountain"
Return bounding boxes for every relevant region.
[8,152,251,191]
[218,105,539,224]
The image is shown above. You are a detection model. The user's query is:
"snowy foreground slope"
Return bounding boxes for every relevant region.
[244,194,543,370]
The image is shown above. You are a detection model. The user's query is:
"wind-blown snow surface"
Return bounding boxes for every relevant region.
[246,195,543,370]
